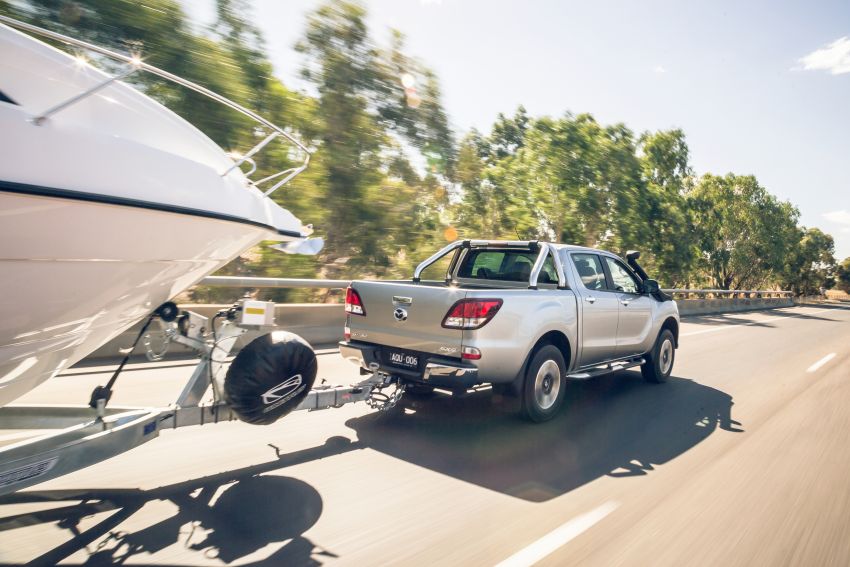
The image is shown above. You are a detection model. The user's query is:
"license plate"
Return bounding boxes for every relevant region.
[388,351,418,369]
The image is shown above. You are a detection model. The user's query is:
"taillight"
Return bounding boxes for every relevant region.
[462,346,482,360]
[345,287,366,316]
[442,299,503,329]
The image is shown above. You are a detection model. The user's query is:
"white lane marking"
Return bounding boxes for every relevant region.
[681,308,833,338]
[807,353,836,373]
[494,502,619,567]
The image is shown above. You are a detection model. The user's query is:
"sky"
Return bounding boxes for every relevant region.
[182,0,850,259]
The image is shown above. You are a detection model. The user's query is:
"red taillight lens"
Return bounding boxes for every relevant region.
[462,346,482,360]
[345,287,366,316]
[442,299,503,329]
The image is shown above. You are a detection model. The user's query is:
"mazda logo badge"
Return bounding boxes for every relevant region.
[393,307,408,322]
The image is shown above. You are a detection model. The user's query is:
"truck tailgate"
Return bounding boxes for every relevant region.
[348,281,467,356]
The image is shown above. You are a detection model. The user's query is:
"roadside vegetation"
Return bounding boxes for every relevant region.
[5,0,844,300]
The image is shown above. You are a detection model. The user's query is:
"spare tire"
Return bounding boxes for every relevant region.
[224,331,317,425]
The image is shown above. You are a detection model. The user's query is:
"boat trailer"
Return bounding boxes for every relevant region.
[0,300,405,497]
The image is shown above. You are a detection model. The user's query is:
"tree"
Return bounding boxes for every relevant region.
[835,257,850,294]
[452,108,536,240]
[296,0,455,275]
[782,228,835,295]
[636,129,695,285]
[485,113,644,248]
[689,174,800,289]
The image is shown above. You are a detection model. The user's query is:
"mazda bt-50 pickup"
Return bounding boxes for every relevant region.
[339,240,679,422]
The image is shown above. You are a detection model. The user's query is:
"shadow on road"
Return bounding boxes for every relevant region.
[347,371,742,502]
[0,437,357,566]
[0,373,744,563]
[683,305,846,328]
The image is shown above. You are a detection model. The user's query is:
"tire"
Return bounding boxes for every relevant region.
[641,329,675,383]
[521,345,567,422]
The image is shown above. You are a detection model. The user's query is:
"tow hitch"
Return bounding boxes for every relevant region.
[364,374,407,413]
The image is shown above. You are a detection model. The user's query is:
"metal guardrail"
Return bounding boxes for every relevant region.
[664,289,794,299]
[200,276,350,288]
[199,276,793,298]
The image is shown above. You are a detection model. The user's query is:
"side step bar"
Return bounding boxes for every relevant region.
[567,357,645,380]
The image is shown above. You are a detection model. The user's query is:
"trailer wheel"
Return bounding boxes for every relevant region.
[521,345,566,422]
[641,329,675,383]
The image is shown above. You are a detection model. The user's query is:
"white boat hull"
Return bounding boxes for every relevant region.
[0,22,319,406]
[0,191,272,405]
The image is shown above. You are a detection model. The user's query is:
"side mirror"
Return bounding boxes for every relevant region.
[642,279,660,295]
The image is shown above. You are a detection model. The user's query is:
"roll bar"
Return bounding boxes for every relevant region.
[412,240,567,289]
[412,240,468,283]
[528,243,567,289]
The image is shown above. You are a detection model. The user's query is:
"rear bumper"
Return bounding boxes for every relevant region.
[338,341,480,389]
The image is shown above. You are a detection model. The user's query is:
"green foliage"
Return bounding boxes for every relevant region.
[637,130,695,284]
[3,0,836,296]
[781,228,835,295]
[452,113,693,287]
[295,0,455,277]
[835,257,850,294]
[688,174,801,289]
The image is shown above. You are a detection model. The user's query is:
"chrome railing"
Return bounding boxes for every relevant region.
[0,15,310,196]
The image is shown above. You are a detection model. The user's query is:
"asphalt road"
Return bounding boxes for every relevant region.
[0,303,848,566]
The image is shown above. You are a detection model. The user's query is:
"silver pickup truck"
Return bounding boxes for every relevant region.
[339,240,679,422]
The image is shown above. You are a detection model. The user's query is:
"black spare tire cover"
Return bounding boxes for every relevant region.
[224,331,317,425]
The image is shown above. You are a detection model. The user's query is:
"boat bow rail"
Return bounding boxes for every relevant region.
[0,15,311,198]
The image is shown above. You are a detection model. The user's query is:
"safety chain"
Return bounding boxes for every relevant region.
[365,378,406,412]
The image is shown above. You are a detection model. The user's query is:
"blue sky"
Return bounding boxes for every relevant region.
[184,0,850,259]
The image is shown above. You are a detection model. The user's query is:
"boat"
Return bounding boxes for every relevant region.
[0,16,321,406]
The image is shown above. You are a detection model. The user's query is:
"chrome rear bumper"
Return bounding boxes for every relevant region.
[339,341,479,388]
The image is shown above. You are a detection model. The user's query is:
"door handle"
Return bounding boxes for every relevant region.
[585,296,596,304]
[620,300,630,306]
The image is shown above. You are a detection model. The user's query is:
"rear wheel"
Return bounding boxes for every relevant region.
[641,329,675,383]
[521,345,566,422]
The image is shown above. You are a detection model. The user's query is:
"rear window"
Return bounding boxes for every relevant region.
[456,249,558,283]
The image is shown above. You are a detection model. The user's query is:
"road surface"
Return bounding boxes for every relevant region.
[0,304,848,566]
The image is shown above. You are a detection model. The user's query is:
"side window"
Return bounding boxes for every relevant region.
[456,249,556,283]
[604,257,641,294]
[571,253,606,291]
